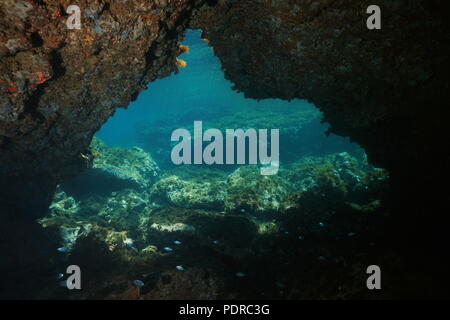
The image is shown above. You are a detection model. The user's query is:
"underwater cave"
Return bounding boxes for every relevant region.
[1,0,450,302]
[47,30,384,300]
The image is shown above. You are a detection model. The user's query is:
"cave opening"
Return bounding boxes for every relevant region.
[1,0,449,301]
[96,29,365,169]
[42,29,392,299]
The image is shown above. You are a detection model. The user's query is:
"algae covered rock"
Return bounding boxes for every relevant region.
[62,137,160,197]
[49,187,79,217]
[283,152,389,197]
[97,189,152,232]
[149,166,296,214]
[149,175,226,210]
[47,179,154,242]
[224,166,294,213]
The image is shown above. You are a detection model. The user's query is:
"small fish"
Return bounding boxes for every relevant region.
[124,238,134,247]
[318,256,326,261]
[240,209,246,213]
[133,280,145,287]
[235,272,246,278]
[284,231,289,235]
[176,265,185,271]
[298,236,304,240]
[56,273,64,280]
[213,240,220,245]
[163,247,173,252]
[319,222,325,227]
[174,240,182,245]
[57,247,69,253]
[347,232,356,237]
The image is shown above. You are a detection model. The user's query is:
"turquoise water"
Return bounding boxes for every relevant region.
[96,29,359,159]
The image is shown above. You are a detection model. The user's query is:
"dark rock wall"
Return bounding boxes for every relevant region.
[192,0,450,172]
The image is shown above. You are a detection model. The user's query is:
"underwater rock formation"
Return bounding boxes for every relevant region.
[62,137,160,196]
[150,175,227,210]
[148,152,387,214]
[283,152,388,198]
[37,148,392,299]
[48,147,388,242]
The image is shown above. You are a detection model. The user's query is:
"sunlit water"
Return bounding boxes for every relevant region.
[96,29,360,161]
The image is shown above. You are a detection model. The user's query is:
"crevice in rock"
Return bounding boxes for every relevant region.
[21,49,65,122]
[30,31,43,48]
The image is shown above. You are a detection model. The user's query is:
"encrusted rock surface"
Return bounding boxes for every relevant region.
[150,175,227,210]
[224,166,294,213]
